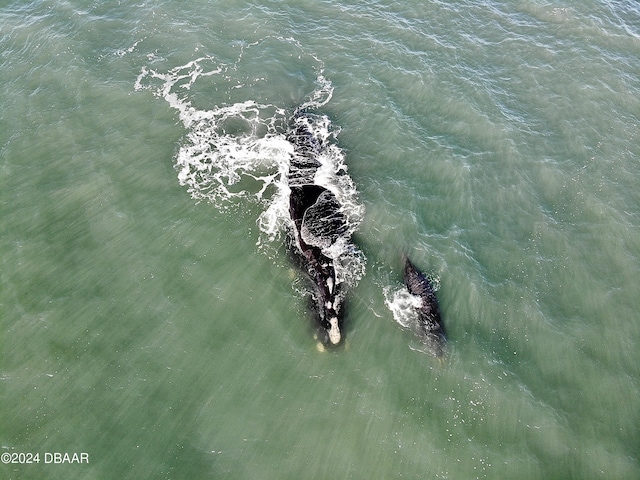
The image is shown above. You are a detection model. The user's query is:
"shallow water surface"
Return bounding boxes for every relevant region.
[2,1,640,478]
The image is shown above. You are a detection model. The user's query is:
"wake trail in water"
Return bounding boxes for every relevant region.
[134,37,365,289]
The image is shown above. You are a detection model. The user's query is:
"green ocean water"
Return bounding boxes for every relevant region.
[2,0,640,479]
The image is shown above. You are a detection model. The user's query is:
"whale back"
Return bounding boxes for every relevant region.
[286,110,350,346]
[403,256,446,356]
[287,109,325,158]
[288,185,347,345]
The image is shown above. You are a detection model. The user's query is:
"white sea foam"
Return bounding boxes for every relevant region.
[383,285,423,330]
[383,272,442,347]
[135,37,365,287]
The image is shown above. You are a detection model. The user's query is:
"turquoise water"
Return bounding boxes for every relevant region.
[2,1,639,478]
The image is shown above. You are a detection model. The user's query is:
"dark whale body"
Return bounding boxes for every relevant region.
[286,110,348,346]
[403,256,446,357]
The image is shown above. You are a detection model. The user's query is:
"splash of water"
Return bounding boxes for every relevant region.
[383,285,424,330]
[383,274,441,330]
[134,37,365,287]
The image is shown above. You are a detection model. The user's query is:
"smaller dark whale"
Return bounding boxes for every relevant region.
[403,255,446,357]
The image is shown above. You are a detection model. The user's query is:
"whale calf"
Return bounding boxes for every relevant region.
[403,256,446,357]
[286,110,350,346]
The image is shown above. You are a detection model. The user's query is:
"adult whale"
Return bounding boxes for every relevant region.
[286,110,350,346]
[403,255,446,357]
